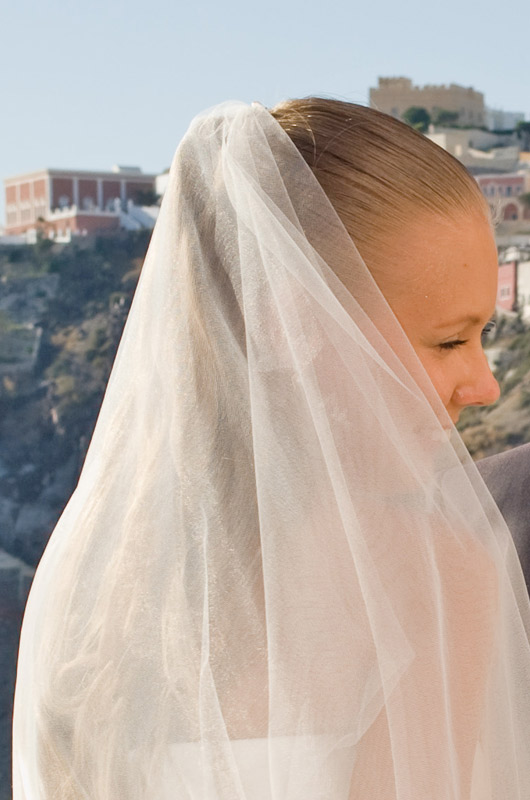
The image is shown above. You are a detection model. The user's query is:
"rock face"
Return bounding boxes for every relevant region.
[0,275,59,327]
[0,550,34,797]
[0,233,148,798]
[6,455,77,566]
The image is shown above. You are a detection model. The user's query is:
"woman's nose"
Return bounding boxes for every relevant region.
[452,351,500,408]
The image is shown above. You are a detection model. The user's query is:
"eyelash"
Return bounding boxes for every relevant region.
[438,320,496,352]
[439,339,467,351]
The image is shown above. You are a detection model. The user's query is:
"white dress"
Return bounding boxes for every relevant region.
[155,736,357,799]
[154,735,492,799]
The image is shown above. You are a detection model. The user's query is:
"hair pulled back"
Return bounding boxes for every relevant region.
[270,98,490,275]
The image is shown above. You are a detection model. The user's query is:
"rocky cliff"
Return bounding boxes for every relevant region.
[0,231,150,797]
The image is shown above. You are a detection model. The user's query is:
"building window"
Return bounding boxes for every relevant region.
[58,194,70,209]
[506,186,512,196]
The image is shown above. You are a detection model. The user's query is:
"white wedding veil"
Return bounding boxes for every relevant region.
[12,100,530,799]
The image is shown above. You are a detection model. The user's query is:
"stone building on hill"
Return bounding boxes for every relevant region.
[370,76,486,128]
[4,166,158,240]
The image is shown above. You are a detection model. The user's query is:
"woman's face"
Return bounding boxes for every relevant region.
[376,210,500,425]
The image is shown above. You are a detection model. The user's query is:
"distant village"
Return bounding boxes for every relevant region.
[2,76,530,316]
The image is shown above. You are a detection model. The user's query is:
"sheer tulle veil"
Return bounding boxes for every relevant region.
[12,101,530,798]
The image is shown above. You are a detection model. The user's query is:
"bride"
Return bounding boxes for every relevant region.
[12,98,530,799]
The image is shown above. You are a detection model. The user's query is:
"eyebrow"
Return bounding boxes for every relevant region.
[433,314,493,330]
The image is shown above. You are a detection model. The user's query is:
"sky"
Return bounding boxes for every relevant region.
[2,0,530,224]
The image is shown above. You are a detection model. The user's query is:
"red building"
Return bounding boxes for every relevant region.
[476,173,530,222]
[497,261,518,311]
[4,166,157,238]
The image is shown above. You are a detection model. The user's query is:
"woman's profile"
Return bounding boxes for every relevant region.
[11,98,530,799]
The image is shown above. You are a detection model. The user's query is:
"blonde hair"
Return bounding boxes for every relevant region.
[270,98,490,274]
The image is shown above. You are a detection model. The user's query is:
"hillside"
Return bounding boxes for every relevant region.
[0,231,150,795]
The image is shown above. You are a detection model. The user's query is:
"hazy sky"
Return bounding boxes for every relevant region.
[2,0,530,223]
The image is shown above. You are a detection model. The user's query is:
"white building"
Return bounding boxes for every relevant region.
[426,128,520,173]
[485,108,525,131]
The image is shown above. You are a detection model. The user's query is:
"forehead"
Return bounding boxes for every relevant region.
[377,212,498,327]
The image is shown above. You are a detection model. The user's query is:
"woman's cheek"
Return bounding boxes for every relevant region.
[416,352,454,409]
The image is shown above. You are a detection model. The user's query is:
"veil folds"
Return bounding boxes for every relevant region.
[12,101,530,799]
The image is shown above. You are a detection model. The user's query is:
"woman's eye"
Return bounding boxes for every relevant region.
[482,319,496,337]
[439,339,467,351]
